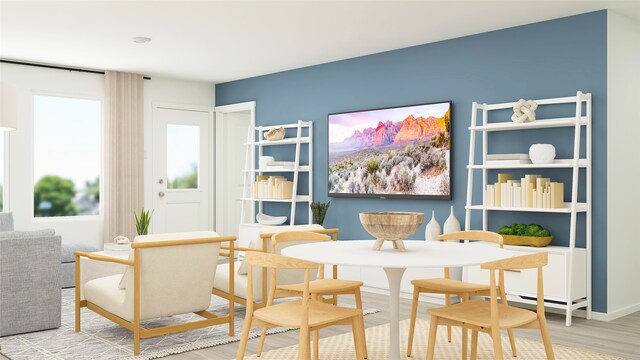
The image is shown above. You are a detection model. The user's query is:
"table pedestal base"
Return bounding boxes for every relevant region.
[384,267,407,360]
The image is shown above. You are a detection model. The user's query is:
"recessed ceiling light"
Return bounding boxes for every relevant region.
[132,37,151,44]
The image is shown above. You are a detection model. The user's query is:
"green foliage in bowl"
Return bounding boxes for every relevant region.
[498,223,551,237]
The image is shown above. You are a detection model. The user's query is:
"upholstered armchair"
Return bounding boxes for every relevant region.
[75,231,236,356]
[0,212,62,336]
[213,226,340,308]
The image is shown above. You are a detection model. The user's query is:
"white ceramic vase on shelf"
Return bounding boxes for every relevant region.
[424,211,441,241]
[443,206,461,234]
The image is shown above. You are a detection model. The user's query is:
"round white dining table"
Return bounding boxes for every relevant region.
[281,239,519,360]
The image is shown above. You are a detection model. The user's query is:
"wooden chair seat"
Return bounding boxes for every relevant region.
[429,300,538,329]
[411,277,491,294]
[254,299,361,329]
[278,279,364,295]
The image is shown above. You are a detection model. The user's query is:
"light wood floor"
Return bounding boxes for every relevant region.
[165,292,640,360]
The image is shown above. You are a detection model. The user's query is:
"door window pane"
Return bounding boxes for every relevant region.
[33,95,101,217]
[167,124,199,189]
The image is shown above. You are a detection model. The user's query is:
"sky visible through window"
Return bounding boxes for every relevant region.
[167,124,199,189]
[33,95,101,217]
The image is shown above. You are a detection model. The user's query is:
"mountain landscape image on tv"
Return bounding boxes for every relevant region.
[328,101,451,199]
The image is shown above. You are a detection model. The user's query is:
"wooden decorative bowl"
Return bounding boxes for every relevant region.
[359,212,424,251]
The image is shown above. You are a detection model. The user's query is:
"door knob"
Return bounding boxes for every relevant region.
[158,191,165,198]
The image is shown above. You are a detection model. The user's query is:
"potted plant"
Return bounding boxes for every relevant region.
[498,223,552,247]
[134,207,154,235]
[310,201,330,226]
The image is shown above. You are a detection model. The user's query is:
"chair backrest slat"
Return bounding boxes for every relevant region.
[244,251,319,270]
[481,252,548,270]
[438,230,503,246]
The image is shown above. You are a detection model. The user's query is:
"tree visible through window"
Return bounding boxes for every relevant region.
[33,95,101,217]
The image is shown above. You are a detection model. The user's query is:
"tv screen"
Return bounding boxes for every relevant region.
[328,101,451,199]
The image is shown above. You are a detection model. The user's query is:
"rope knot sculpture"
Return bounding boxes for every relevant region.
[511,99,538,123]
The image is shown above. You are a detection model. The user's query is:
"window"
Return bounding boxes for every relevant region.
[166,124,199,189]
[33,95,101,217]
[0,135,4,211]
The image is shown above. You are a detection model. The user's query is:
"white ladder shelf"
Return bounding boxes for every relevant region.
[464,91,592,326]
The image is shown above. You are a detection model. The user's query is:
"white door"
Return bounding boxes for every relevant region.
[152,104,214,233]
[215,102,255,237]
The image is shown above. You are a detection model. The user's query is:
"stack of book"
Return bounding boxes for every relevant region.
[485,173,564,209]
[486,153,532,166]
[253,175,294,199]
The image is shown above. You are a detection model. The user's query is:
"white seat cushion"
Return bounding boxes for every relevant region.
[213,261,262,302]
[85,275,133,321]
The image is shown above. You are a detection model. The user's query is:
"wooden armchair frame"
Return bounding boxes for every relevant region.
[214,228,340,309]
[75,235,236,356]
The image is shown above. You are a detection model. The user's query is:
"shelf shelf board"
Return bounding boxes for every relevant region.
[243,166,310,173]
[469,159,588,169]
[245,137,310,146]
[466,202,588,213]
[255,122,312,130]
[469,117,587,132]
[240,195,311,203]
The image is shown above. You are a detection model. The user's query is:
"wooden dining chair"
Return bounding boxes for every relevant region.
[255,231,367,359]
[426,252,554,360]
[236,251,366,360]
[407,230,517,358]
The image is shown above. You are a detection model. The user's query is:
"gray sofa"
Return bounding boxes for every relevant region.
[0,212,61,336]
[61,243,100,288]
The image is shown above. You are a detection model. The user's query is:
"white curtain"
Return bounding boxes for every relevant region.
[103,71,144,243]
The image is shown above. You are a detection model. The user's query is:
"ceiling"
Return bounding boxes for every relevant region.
[1,1,639,83]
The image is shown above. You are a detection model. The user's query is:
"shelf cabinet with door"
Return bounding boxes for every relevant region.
[240,120,313,225]
[463,91,592,326]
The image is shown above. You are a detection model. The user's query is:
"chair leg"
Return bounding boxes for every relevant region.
[299,326,311,360]
[236,313,253,360]
[471,330,478,360]
[313,329,320,360]
[353,288,368,359]
[426,315,439,360]
[462,326,468,360]
[134,327,141,356]
[257,326,268,357]
[507,328,517,357]
[490,326,503,360]
[445,294,452,343]
[407,287,420,357]
[352,317,366,360]
[75,301,80,332]
[539,318,555,360]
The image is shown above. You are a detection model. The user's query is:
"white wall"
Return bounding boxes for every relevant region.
[142,76,215,215]
[607,11,640,317]
[0,63,105,248]
[0,64,215,248]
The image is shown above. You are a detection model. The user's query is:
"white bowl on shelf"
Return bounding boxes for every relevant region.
[529,144,556,164]
[256,213,287,225]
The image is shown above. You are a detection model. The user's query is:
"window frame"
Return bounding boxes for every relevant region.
[30,91,104,221]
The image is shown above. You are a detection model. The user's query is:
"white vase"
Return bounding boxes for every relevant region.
[443,206,461,234]
[424,211,441,241]
[529,144,556,164]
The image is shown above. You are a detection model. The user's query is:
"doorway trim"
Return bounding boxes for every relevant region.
[214,101,256,234]
[151,101,215,232]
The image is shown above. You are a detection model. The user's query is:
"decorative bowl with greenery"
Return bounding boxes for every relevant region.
[498,223,552,247]
[310,201,330,226]
[134,207,154,236]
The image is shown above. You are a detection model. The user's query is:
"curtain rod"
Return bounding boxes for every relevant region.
[0,59,151,80]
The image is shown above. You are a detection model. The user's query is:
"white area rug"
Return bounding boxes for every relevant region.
[246,318,626,360]
[0,289,378,360]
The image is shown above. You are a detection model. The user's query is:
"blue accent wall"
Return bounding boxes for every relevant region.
[216,11,607,312]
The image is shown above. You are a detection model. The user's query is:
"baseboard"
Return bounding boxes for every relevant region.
[593,302,640,321]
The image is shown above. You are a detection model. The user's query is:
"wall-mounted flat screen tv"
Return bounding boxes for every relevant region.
[328,101,451,199]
